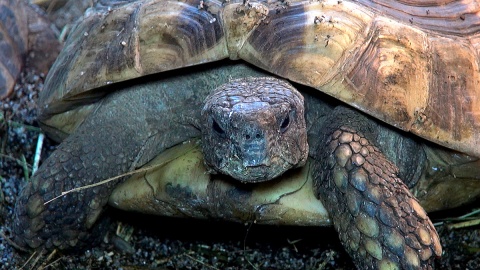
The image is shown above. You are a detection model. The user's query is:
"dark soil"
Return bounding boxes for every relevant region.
[1,1,480,269]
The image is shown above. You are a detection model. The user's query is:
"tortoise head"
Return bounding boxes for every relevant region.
[201,77,308,183]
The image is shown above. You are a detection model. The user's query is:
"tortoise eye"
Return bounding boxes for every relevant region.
[280,113,290,133]
[212,119,225,137]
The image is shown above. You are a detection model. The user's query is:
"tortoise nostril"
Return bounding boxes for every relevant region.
[245,133,262,140]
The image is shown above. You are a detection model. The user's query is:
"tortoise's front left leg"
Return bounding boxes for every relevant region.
[313,107,442,269]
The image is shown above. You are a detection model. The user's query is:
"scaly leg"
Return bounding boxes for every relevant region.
[313,107,442,269]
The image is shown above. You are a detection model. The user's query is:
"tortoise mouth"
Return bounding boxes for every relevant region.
[226,163,286,183]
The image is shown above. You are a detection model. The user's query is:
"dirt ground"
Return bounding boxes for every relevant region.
[1,1,480,269]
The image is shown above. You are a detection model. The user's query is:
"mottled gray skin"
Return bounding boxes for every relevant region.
[13,63,440,269]
[201,77,308,182]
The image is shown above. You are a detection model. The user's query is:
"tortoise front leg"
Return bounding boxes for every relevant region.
[12,82,205,250]
[12,102,204,251]
[12,122,140,250]
[313,107,442,269]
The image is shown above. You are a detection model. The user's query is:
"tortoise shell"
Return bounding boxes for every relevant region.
[0,0,60,98]
[39,0,480,157]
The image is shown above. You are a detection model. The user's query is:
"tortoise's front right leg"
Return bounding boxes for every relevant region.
[13,108,203,250]
[12,97,204,250]
[313,107,442,269]
[12,85,203,250]
[12,120,151,250]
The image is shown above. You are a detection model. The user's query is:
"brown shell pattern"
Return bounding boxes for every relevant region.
[40,0,480,157]
[0,0,29,98]
[0,0,60,98]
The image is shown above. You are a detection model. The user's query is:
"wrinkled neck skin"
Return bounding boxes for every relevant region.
[302,89,426,188]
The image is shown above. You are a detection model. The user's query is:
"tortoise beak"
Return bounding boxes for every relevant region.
[238,126,271,167]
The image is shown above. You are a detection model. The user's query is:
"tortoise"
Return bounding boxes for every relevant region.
[0,0,60,99]
[10,0,480,269]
